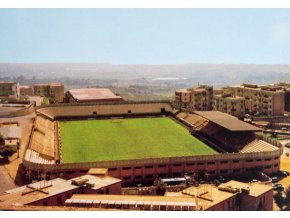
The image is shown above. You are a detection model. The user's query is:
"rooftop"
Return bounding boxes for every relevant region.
[67,194,196,208]
[240,139,278,153]
[67,88,123,102]
[221,180,273,197]
[0,126,22,139]
[88,168,108,176]
[0,178,78,208]
[193,111,261,132]
[181,184,237,210]
[70,174,121,190]
[49,82,63,87]
[0,81,17,85]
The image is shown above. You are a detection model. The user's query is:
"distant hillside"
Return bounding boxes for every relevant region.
[0,63,290,86]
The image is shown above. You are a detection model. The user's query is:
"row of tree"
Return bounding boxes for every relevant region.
[274,187,290,210]
[0,135,14,162]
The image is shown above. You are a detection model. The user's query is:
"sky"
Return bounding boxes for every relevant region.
[0,9,290,64]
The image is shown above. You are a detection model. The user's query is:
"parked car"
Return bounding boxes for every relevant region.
[273,183,284,191]
[218,176,226,183]
[272,177,279,183]
[280,171,290,177]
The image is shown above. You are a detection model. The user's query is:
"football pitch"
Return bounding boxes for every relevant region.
[60,117,217,163]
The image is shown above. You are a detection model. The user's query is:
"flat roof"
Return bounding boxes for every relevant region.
[69,194,196,206]
[0,126,22,139]
[0,178,78,208]
[70,174,121,190]
[222,180,273,197]
[88,168,108,176]
[68,88,122,101]
[193,111,261,132]
[0,81,17,85]
[182,185,237,210]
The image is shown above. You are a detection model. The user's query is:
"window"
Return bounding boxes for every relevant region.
[134,166,141,169]
[123,176,131,180]
[256,159,262,162]
[274,157,279,160]
[66,170,75,174]
[246,159,254,162]
[173,163,181,167]
[79,170,88,173]
[274,163,278,167]
[265,158,272,161]
[42,200,48,206]
[57,196,62,205]
[186,163,195,166]
[220,170,228,174]
[233,169,240,173]
[122,167,131,170]
[109,168,117,171]
[197,162,204,165]
[145,165,153,169]
[145,175,154,179]
[128,110,132,113]
[207,161,215,165]
[220,161,228,164]
[158,164,167,168]
[208,170,215,174]
[233,160,239,163]
[135,175,142,180]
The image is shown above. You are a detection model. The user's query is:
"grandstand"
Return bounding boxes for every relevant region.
[23,101,283,185]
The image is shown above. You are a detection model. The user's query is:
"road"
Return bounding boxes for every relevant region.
[0,165,17,195]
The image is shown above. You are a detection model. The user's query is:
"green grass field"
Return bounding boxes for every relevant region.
[60,117,217,163]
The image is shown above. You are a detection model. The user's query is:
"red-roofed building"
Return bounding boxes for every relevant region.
[64,88,123,103]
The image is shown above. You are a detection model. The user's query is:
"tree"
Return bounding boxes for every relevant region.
[274,191,284,210]
[0,146,14,161]
[285,187,290,211]
[274,187,290,211]
[0,134,4,146]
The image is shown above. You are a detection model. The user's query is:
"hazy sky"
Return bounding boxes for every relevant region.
[1,9,290,64]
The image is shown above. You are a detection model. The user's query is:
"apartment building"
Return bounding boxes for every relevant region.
[34,83,64,103]
[0,81,19,97]
[175,85,213,111]
[213,94,245,117]
[228,83,285,116]
[19,85,33,96]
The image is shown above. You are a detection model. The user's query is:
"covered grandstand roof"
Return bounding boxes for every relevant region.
[240,140,278,153]
[193,111,261,132]
[67,88,123,102]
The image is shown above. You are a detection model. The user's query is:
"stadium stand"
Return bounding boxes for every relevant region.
[25,148,55,165]
[30,116,55,160]
[37,102,173,120]
[240,140,278,153]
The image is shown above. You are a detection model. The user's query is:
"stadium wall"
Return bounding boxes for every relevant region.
[23,101,283,185]
[23,148,282,184]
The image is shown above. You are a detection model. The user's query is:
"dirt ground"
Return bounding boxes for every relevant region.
[0,117,34,190]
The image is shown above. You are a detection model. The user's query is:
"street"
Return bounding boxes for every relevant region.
[0,165,16,195]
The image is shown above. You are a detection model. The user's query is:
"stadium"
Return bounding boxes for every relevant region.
[23,101,283,185]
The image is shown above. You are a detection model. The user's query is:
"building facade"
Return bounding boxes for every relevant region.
[0,81,19,97]
[19,85,33,96]
[175,85,213,111]
[228,83,285,116]
[33,83,64,103]
[213,94,245,117]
